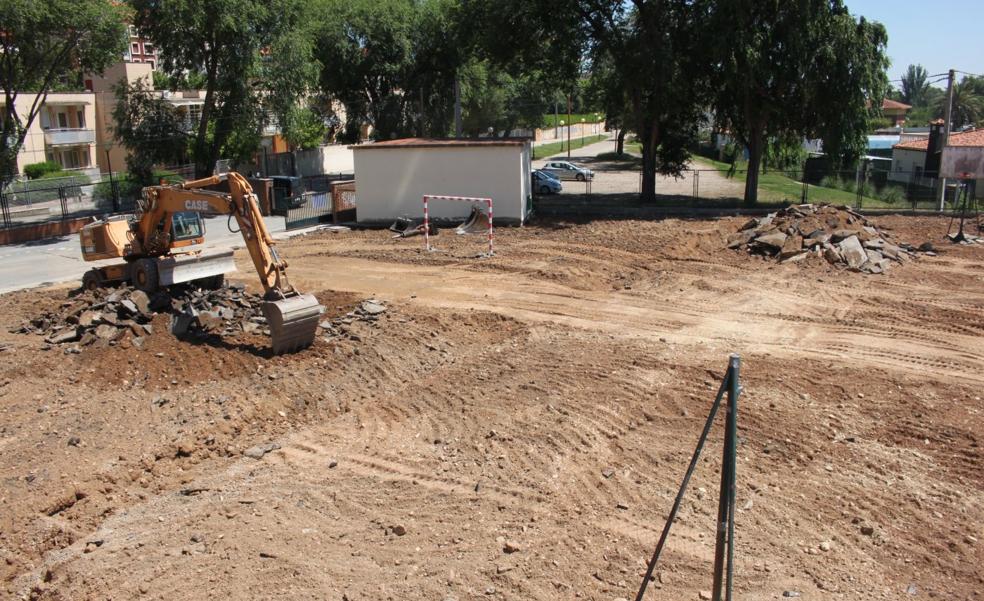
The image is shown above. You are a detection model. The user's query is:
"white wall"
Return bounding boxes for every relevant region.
[353,144,530,223]
[889,148,927,183]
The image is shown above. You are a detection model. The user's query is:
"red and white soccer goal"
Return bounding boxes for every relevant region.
[422,195,494,256]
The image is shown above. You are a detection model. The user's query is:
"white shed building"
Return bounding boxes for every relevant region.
[351,138,533,224]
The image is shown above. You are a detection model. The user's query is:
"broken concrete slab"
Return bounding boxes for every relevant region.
[838,236,868,270]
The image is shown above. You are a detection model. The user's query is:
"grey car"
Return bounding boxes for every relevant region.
[532,170,563,195]
[542,160,594,181]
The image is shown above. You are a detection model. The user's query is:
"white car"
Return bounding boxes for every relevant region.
[542,160,594,181]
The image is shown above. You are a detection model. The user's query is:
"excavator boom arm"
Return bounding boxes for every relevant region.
[140,172,290,296]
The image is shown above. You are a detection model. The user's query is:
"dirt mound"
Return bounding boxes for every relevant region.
[10,282,272,352]
[727,204,918,273]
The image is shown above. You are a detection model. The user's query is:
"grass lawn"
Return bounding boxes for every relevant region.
[689,156,911,208]
[533,134,607,160]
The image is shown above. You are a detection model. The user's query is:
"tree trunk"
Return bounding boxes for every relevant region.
[744,126,764,206]
[640,120,659,202]
[193,56,219,179]
[616,128,626,155]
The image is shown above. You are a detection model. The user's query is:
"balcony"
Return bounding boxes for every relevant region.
[44,128,95,147]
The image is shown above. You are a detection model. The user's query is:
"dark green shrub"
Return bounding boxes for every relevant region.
[23,161,63,180]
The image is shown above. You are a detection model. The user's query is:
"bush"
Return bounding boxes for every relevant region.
[23,161,63,180]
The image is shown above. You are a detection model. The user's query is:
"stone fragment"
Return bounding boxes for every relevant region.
[754,232,787,252]
[243,442,281,459]
[838,236,867,269]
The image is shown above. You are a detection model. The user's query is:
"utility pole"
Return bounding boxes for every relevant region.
[566,94,572,158]
[554,101,559,141]
[454,76,462,138]
[939,68,956,211]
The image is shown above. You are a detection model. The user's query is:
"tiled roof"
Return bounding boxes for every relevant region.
[893,129,984,151]
[882,98,912,111]
[351,138,529,150]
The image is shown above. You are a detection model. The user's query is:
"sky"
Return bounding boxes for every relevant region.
[847,0,984,87]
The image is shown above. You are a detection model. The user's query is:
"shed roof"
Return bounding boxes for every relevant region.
[881,98,912,111]
[894,129,984,151]
[350,137,529,150]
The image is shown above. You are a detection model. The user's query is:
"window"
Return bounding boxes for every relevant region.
[132,42,141,54]
[171,211,204,241]
[57,113,68,129]
[77,110,85,129]
[143,43,154,54]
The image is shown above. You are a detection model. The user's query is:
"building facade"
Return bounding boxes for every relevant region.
[3,92,99,177]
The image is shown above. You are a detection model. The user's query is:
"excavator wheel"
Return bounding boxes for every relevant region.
[131,259,160,293]
[82,269,104,291]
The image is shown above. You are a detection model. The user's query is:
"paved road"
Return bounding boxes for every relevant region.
[0,215,288,294]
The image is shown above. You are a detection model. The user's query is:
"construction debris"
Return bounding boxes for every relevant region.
[12,282,278,351]
[727,204,918,274]
[318,299,387,339]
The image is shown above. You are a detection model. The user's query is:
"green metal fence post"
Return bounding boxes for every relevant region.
[725,354,740,601]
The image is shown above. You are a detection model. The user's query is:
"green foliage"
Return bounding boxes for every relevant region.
[459,61,555,135]
[901,65,931,107]
[130,0,318,177]
[24,161,64,180]
[111,79,189,186]
[0,0,127,181]
[313,0,462,141]
[152,70,208,92]
[711,1,889,203]
[935,77,984,128]
[281,106,328,150]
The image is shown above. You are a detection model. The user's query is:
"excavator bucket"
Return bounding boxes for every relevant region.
[261,293,324,354]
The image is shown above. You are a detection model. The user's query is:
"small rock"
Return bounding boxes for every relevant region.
[601,468,616,479]
[361,300,387,315]
[819,540,832,552]
[243,442,281,459]
[616,501,629,510]
[391,525,407,536]
[698,591,712,600]
[860,525,875,536]
[782,592,801,598]
[503,540,521,553]
[67,436,81,447]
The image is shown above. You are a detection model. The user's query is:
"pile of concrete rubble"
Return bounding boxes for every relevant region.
[727,204,917,274]
[12,283,272,352]
[318,299,387,341]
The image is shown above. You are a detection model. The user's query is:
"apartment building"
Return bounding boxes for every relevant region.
[3,92,99,177]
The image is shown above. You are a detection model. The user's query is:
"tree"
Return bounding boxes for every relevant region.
[130,0,319,177]
[0,0,126,182]
[935,77,984,128]
[901,64,931,107]
[112,79,189,185]
[712,0,888,204]
[313,0,462,142]
[465,0,707,202]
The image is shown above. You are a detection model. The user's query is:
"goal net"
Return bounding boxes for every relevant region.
[422,195,494,256]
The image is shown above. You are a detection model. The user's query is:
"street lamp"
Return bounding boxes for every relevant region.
[581,118,586,147]
[559,120,565,151]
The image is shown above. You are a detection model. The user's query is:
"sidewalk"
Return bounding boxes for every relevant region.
[533,130,608,147]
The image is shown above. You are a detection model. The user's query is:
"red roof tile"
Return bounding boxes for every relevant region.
[894,129,984,151]
[882,98,912,111]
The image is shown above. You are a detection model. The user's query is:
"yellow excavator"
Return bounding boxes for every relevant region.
[78,171,322,354]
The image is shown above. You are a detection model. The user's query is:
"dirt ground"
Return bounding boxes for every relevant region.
[2,214,984,601]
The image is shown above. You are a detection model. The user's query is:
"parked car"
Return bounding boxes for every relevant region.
[542,160,594,181]
[532,170,563,195]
